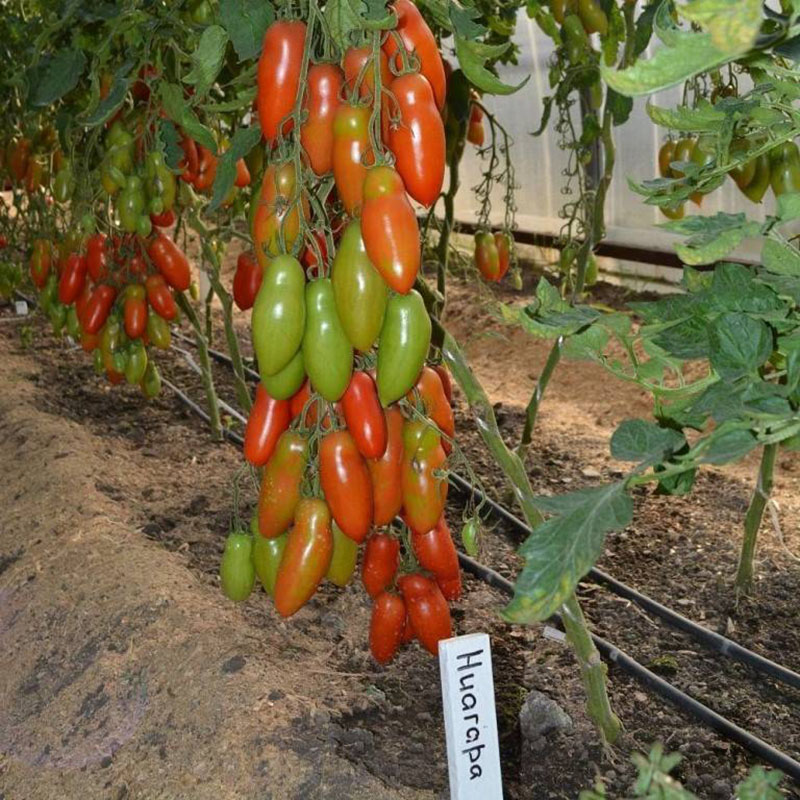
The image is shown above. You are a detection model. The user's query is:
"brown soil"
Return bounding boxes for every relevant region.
[2,264,800,800]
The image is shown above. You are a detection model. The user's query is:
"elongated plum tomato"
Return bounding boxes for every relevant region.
[301,64,343,176]
[243,383,291,467]
[258,430,308,538]
[383,0,446,111]
[219,532,255,603]
[252,525,287,598]
[58,253,87,305]
[474,231,500,281]
[332,104,373,217]
[319,430,373,543]
[232,251,263,311]
[274,498,333,617]
[343,46,391,100]
[401,419,448,535]
[83,285,117,334]
[387,72,445,208]
[398,573,452,655]
[362,532,400,598]
[148,233,191,291]
[370,592,407,664]
[361,166,420,294]
[86,233,108,282]
[145,273,177,320]
[411,516,460,586]
[257,21,306,143]
[123,285,148,339]
[494,232,512,280]
[368,407,405,525]
[342,372,387,459]
[407,366,454,453]
[326,522,359,587]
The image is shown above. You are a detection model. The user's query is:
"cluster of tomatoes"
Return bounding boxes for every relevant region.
[549,0,609,34]
[219,4,466,663]
[658,136,800,218]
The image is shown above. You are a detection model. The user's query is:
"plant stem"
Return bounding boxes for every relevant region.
[176,293,223,441]
[735,443,779,597]
[516,335,563,457]
[561,592,622,744]
[436,140,463,307]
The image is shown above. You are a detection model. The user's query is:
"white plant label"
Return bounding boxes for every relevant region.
[14,300,28,316]
[439,632,503,799]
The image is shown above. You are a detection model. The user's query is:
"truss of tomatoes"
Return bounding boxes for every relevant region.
[29,229,193,396]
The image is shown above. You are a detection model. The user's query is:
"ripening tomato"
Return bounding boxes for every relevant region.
[432,364,453,404]
[232,251,263,311]
[82,285,117,334]
[319,430,373,543]
[58,253,87,305]
[86,234,109,282]
[220,532,256,602]
[466,102,484,146]
[361,166,420,294]
[151,208,176,228]
[387,72,445,208]
[370,592,407,664]
[179,134,200,184]
[301,64,344,176]
[362,532,400,598]
[658,140,676,178]
[742,153,771,204]
[123,285,147,339]
[367,407,405,525]
[474,231,500,281]
[401,419,448,535]
[263,349,306,400]
[332,104,373,216]
[148,233,191,291]
[146,310,171,349]
[411,516,460,597]
[342,372,387,459]
[383,0,446,111]
[29,239,51,289]
[301,228,329,275]
[257,21,307,143]
[343,46,392,101]
[494,232,512,280]
[274,497,332,617]
[145,273,177,320]
[258,430,308,538]
[326,522,359,587]
[252,524,287,598]
[243,383,291,466]
[193,144,218,192]
[9,137,31,183]
[235,157,251,188]
[398,573,452,655]
[407,366,454,453]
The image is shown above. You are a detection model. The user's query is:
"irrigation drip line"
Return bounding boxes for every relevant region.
[172,328,800,693]
[162,375,800,783]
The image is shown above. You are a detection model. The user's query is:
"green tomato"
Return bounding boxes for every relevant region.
[742,153,771,203]
[66,305,81,339]
[140,361,162,398]
[145,151,177,211]
[303,278,353,402]
[53,164,75,203]
[93,347,105,375]
[40,273,57,314]
[376,289,431,406]
[117,183,146,233]
[251,524,287,598]
[562,14,589,66]
[262,348,306,400]
[770,142,800,197]
[325,522,359,587]
[125,340,148,384]
[252,254,306,378]
[49,301,67,336]
[220,532,256,602]
[331,220,388,351]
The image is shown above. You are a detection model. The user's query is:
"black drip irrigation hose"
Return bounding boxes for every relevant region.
[162,376,800,783]
[172,324,800,692]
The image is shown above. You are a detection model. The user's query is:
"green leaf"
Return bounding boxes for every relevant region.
[701,428,758,464]
[762,237,800,277]
[708,262,785,315]
[652,316,711,359]
[450,3,486,39]
[647,101,727,132]
[776,192,800,221]
[610,419,686,466]
[348,0,396,28]
[709,312,773,381]
[209,124,262,212]
[184,25,229,93]
[159,83,217,154]
[455,36,529,95]
[83,62,134,126]
[325,0,366,52]
[503,482,633,623]
[28,49,86,107]
[607,88,633,126]
[671,214,760,266]
[157,119,184,171]
[679,0,762,54]
[220,0,275,61]
[562,322,610,361]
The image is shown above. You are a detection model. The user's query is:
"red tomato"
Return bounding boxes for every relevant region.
[258,431,308,537]
[407,366,454,453]
[257,21,307,143]
[235,158,251,188]
[81,331,100,352]
[361,166,420,294]
[123,293,147,339]
[387,72,445,208]
[367,407,405,526]
[432,364,453,404]
[494,232,512,280]
[193,145,218,192]
[243,384,291,466]
[29,239,51,289]
[150,209,176,228]
[145,274,177,320]
[343,46,392,100]
[474,231,500,281]
[362,532,400,598]
[319,430,373,543]
[58,253,87,305]
[398,573,452,655]
[466,103,485,147]
[301,64,344,176]
[411,516,460,586]
[342,372,387,459]
[148,234,191,291]
[332,104,373,216]
[179,134,200,184]
[274,497,332,617]
[301,229,329,275]
[232,251,263,311]
[401,420,448,535]
[383,0,446,110]
[75,282,92,323]
[370,592,407,664]
[82,285,117,334]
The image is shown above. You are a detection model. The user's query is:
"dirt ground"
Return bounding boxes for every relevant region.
[1,261,800,800]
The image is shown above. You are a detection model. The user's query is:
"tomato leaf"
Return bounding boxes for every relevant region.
[454,36,529,95]
[324,0,365,52]
[502,482,633,623]
[184,25,229,94]
[610,419,686,466]
[28,49,87,107]
[157,119,184,172]
[450,3,487,40]
[701,428,758,464]
[646,101,727,132]
[762,237,800,277]
[159,83,217,154]
[679,0,762,54]
[219,0,275,61]
[82,61,134,127]
[209,124,262,212]
[607,89,633,126]
[776,192,800,222]
[709,312,772,381]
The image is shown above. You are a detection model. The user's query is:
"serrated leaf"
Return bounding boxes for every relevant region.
[83,62,134,126]
[348,0,396,28]
[701,428,758,464]
[674,221,758,266]
[450,3,486,39]
[762,237,800,277]
[28,49,86,107]
[680,0,762,54]
[709,312,772,381]
[708,262,785,315]
[562,323,610,361]
[647,101,727,132]
[455,36,529,95]
[184,25,229,93]
[159,83,217,153]
[324,0,366,52]
[158,119,184,171]
[652,316,711,359]
[209,124,262,212]
[607,89,633,126]
[776,192,800,221]
[774,32,800,62]
[610,419,686,465]
[220,0,275,61]
[502,483,633,623]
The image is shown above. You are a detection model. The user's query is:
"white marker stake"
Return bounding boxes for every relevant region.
[439,633,504,799]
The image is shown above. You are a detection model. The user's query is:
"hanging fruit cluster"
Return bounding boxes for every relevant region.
[219,2,465,664]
